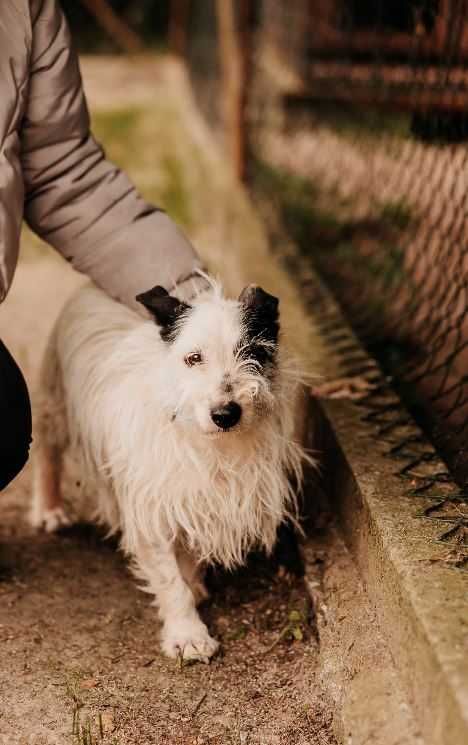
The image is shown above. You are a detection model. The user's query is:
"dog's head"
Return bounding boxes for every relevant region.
[136,282,280,436]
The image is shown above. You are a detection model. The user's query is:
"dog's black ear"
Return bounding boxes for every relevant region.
[136,286,190,340]
[239,284,280,344]
[239,285,279,318]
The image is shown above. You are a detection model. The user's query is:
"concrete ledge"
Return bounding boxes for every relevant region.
[303,518,425,745]
[298,271,468,745]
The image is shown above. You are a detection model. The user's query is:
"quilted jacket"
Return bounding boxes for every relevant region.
[0,0,201,309]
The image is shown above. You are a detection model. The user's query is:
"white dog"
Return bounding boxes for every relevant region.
[31,277,313,662]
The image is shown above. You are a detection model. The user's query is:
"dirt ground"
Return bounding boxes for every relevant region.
[0,266,338,745]
[0,493,336,745]
[0,57,340,745]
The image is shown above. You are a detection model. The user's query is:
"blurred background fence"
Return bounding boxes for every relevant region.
[169,0,468,502]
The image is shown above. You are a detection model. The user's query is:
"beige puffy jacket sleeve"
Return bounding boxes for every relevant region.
[21,0,203,309]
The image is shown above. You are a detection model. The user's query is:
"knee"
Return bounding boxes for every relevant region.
[0,340,32,491]
[0,446,31,491]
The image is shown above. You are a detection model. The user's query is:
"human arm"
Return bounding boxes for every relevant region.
[21,0,205,309]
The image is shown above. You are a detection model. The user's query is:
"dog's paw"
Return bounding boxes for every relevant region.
[30,505,72,533]
[161,619,219,663]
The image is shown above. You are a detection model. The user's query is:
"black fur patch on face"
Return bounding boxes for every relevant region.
[238,285,280,370]
[135,286,190,342]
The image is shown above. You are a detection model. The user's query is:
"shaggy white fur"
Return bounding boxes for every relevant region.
[32,278,314,662]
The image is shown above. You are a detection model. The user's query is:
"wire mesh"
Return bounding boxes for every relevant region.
[182,0,468,564]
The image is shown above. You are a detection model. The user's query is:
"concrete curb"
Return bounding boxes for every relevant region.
[298,269,468,745]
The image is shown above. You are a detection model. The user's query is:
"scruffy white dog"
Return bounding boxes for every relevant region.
[31,277,312,662]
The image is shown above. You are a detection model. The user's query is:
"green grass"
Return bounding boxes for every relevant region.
[147,154,193,229]
[251,158,341,247]
[251,158,412,274]
[92,108,141,146]
[91,105,193,229]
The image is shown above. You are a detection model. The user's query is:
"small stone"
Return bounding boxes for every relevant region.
[80,677,98,689]
[98,711,115,734]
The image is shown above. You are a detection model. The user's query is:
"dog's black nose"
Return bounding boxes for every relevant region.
[211,401,242,430]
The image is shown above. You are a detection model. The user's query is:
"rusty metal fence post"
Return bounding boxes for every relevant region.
[170,0,252,180]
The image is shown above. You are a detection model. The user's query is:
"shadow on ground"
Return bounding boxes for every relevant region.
[0,475,336,744]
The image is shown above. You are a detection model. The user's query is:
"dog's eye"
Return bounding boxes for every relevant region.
[184,352,203,367]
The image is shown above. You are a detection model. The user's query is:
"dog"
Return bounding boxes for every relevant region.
[31,276,313,662]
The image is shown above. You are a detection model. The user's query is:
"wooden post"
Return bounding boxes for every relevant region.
[434,0,450,55]
[169,0,191,57]
[79,0,144,54]
[215,0,252,181]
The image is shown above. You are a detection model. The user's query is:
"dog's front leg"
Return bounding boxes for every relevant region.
[133,540,219,663]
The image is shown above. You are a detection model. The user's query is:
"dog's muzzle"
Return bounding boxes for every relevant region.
[211,401,242,430]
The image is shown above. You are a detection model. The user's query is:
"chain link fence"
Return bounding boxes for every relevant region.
[177,0,468,561]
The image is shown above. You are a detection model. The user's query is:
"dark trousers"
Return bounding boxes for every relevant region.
[0,340,32,490]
